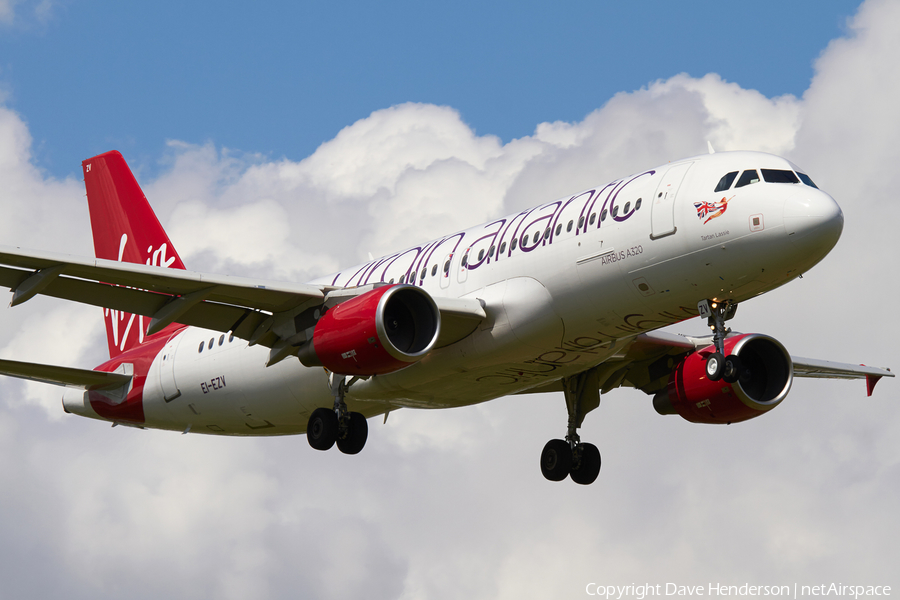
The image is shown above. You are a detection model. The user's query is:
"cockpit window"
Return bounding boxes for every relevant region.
[734,170,760,188]
[761,169,800,184]
[797,172,819,189]
[714,171,738,192]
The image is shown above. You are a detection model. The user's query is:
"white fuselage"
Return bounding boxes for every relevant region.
[64,151,844,435]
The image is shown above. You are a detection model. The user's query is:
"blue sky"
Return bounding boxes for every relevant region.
[3,0,861,179]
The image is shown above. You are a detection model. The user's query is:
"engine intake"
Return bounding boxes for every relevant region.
[653,333,793,424]
[298,284,440,376]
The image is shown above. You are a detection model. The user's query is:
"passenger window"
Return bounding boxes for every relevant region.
[761,169,799,184]
[443,260,450,274]
[600,208,607,221]
[218,334,224,346]
[198,342,204,353]
[611,206,619,218]
[589,213,596,225]
[431,264,437,277]
[578,215,585,228]
[714,171,739,192]
[543,228,550,240]
[624,201,630,213]
[511,237,518,251]
[797,173,818,189]
[462,254,468,267]
[478,249,485,261]
[555,224,562,236]
[208,339,214,350]
[489,245,495,258]
[635,198,642,210]
[229,333,235,343]
[499,242,506,254]
[735,170,760,188]
[567,220,573,232]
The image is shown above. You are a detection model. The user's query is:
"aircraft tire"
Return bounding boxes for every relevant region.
[540,439,572,482]
[722,354,743,384]
[570,443,601,485]
[337,412,368,455]
[308,407,338,451]
[706,352,725,381]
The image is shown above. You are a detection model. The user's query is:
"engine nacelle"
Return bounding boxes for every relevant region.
[297,284,440,376]
[653,333,793,424]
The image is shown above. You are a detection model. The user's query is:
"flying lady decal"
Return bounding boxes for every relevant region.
[694,195,733,224]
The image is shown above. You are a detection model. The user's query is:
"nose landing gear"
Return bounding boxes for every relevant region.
[307,373,369,454]
[540,368,602,485]
[697,299,742,383]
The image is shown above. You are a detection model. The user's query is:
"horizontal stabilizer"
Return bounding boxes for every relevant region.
[0,358,132,390]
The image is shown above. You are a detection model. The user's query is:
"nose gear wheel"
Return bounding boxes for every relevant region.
[698,299,744,383]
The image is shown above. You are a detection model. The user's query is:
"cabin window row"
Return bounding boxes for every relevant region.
[393,199,643,284]
[198,332,236,353]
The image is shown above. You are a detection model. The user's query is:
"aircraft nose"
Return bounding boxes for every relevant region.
[783,190,844,256]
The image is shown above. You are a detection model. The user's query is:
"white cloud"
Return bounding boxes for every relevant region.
[0,0,55,26]
[0,0,898,597]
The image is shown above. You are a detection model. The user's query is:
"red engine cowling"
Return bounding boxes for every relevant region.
[653,333,794,424]
[297,284,440,376]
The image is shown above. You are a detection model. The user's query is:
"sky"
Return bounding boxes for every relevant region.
[0,1,898,599]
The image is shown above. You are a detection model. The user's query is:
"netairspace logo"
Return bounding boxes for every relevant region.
[585,583,892,600]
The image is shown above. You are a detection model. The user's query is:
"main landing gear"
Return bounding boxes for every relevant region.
[697,299,742,383]
[307,374,369,455]
[541,368,602,485]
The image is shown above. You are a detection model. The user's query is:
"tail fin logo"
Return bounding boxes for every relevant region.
[104,233,180,352]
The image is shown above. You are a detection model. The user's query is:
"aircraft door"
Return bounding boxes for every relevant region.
[650,162,693,240]
[158,331,184,402]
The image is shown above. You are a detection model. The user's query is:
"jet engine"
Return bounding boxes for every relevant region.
[653,333,793,424]
[297,284,440,376]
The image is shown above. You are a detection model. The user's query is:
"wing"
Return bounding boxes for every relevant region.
[792,356,893,396]
[0,245,485,360]
[514,331,893,397]
[0,358,131,390]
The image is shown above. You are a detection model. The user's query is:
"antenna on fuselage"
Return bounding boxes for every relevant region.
[707,141,716,154]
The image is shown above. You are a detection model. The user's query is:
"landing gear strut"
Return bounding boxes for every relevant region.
[307,373,369,454]
[697,299,742,383]
[540,368,602,485]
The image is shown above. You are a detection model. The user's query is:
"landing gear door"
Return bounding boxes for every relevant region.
[159,330,184,402]
[650,162,692,240]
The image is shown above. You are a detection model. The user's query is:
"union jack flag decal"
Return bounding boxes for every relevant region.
[694,196,733,224]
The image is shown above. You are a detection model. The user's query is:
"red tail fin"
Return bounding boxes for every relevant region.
[82,151,187,358]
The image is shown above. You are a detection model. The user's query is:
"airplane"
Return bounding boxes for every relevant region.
[0,148,891,485]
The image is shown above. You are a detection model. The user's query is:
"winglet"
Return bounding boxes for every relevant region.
[866,371,883,397]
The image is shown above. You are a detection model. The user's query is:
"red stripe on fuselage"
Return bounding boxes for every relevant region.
[88,326,187,424]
